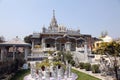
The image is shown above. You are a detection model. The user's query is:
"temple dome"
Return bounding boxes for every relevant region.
[0,36,31,47]
[101,35,113,42]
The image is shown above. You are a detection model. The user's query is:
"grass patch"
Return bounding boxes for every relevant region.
[72,69,101,80]
[10,69,30,80]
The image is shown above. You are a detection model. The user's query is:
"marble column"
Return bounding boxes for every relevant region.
[65,42,71,51]
[84,42,88,63]
[60,67,64,78]
[42,38,46,51]
[84,42,88,53]
[25,47,29,61]
[38,69,42,80]
[32,39,34,50]
[45,70,50,80]
[66,64,69,77]
[68,64,72,77]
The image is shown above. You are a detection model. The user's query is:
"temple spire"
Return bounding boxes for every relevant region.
[53,10,55,17]
[49,10,58,29]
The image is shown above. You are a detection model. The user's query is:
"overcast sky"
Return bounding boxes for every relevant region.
[0,0,120,40]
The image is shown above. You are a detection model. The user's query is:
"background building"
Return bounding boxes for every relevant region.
[92,35,113,51]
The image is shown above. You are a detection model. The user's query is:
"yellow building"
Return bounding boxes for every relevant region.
[93,35,113,51]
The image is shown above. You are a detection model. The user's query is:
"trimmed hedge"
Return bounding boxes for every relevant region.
[91,64,100,73]
[79,62,84,69]
[84,63,91,71]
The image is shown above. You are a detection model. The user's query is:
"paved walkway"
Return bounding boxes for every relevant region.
[72,67,114,80]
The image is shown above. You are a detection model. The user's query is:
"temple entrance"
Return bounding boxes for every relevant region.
[45,38,55,48]
[43,36,86,51]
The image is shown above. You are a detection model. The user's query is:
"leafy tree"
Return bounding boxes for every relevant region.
[53,51,63,61]
[64,51,73,63]
[95,41,120,57]
[24,35,32,44]
[94,41,120,80]
[95,42,108,55]
[56,51,74,65]
[100,31,108,38]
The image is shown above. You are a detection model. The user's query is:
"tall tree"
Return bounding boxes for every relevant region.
[94,41,120,80]
[100,31,108,38]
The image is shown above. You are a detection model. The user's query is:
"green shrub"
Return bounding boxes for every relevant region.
[79,62,84,69]
[84,63,91,71]
[91,64,100,73]
[70,60,75,66]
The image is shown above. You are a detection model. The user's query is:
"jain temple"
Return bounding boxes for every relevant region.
[23,11,95,80]
[28,10,93,63]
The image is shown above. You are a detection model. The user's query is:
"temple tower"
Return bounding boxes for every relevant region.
[49,10,58,30]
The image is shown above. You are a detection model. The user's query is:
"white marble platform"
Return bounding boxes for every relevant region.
[24,73,78,80]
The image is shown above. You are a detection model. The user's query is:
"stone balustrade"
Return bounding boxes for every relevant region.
[32,48,43,53]
[32,47,56,53]
[43,48,56,51]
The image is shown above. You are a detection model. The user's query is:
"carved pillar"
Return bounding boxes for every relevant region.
[84,42,88,53]
[42,38,45,51]
[65,42,71,51]
[84,42,88,62]
[25,47,29,61]
[55,40,57,50]
[32,39,34,50]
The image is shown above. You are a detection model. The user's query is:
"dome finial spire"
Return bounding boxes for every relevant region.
[53,9,55,17]
[49,10,58,28]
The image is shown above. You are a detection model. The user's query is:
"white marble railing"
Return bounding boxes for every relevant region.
[43,47,56,51]
[32,48,43,53]
[32,47,56,53]
[76,47,91,52]
[28,53,48,58]
[76,47,84,51]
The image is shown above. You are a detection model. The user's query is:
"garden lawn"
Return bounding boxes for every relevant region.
[10,69,30,80]
[72,69,101,80]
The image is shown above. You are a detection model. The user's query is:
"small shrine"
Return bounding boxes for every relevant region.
[0,36,31,62]
[24,53,78,80]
